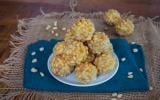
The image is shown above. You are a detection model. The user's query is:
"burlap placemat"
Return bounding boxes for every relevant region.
[0,0,160,99]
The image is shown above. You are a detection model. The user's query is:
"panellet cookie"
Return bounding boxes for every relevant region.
[94,53,116,74]
[115,19,134,36]
[75,62,97,84]
[53,41,88,65]
[64,17,95,42]
[51,55,74,77]
[53,41,75,66]
[53,41,65,56]
[88,32,113,55]
[65,41,88,65]
[104,9,121,25]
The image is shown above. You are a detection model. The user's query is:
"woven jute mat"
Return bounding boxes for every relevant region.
[0,0,160,100]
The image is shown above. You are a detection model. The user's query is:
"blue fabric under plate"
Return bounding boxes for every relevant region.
[23,38,149,93]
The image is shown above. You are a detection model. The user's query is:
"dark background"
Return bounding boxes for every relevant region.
[0,0,160,63]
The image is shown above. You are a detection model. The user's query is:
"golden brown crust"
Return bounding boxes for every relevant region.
[51,55,74,77]
[115,19,134,36]
[53,42,65,56]
[94,53,116,74]
[88,32,113,55]
[53,41,88,67]
[104,9,121,25]
[64,17,95,42]
[75,62,97,84]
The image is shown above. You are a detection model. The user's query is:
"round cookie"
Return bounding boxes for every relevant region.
[104,9,121,25]
[75,62,97,84]
[88,32,113,55]
[53,41,88,65]
[51,55,74,77]
[94,53,116,74]
[115,19,134,36]
[64,17,95,42]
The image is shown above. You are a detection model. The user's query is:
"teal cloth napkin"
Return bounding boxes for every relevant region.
[23,38,149,92]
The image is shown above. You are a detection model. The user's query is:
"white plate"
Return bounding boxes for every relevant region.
[47,53,119,87]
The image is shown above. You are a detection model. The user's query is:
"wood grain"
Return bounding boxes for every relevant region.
[0,0,160,63]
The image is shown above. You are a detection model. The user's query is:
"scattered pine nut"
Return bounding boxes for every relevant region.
[112,93,117,97]
[117,94,123,98]
[55,33,59,37]
[39,47,44,52]
[128,72,133,75]
[31,52,36,56]
[131,42,136,44]
[40,72,45,77]
[31,67,38,73]
[128,74,134,79]
[121,57,126,62]
[51,30,55,34]
[139,68,143,72]
[149,86,153,90]
[46,25,51,30]
[54,21,57,26]
[52,27,58,30]
[32,58,37,63]
[62,27,66,31]
[133,48,138,53]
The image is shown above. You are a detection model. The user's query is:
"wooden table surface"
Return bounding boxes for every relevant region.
[0,0,160,64]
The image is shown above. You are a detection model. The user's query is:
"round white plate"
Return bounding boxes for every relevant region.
[47,53,119,87]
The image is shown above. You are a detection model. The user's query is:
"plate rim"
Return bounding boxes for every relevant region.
[47,53,119,87]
